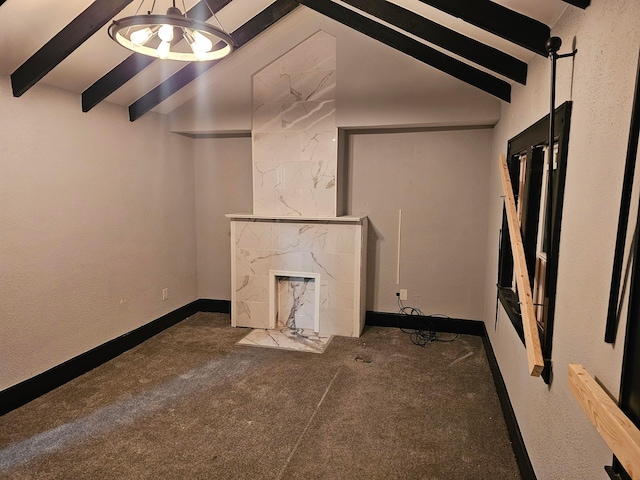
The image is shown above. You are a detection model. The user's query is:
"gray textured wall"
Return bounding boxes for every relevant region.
[483,0,640,478]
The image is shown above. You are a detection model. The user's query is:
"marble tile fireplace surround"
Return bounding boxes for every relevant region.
[227,31,367,338]
[228,215,367,337]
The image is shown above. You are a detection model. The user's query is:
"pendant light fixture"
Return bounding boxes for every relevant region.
[109,0,234,61]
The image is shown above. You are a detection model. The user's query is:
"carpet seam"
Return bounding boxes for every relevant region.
[276,365,342,479]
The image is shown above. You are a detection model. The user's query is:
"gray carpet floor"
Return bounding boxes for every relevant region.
[0,312,521,479]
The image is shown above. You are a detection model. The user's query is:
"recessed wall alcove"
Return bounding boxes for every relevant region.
[270,270,320,332]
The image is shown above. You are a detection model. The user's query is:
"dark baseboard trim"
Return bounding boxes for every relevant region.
[481,324,537,480]
[365,311,486,336]
[0,299,230,416]
[197,298,231,314]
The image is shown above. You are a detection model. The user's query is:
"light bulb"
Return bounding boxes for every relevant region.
[184,31,208,61]
[193,30,213,52]
[158,24,174,42]
[130,27,153,46]
[188,41,208,61]
[157,41,170,59]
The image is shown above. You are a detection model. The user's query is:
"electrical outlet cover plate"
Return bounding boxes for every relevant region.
[400,289,408,301]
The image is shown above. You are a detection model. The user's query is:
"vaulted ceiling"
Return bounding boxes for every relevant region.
[0,0,589,127]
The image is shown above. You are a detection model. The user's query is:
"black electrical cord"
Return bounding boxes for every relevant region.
[396,296,458,347]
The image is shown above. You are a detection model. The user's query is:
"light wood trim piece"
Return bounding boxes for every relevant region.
[498,154,544,376]
[568,363,640,479]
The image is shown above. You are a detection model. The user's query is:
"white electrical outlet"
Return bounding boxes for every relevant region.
[400,289,408,301]
[162,288,169,301]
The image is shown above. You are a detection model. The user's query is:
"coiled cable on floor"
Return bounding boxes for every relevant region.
[397,297,458,347]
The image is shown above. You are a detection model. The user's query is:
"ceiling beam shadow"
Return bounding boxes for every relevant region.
[298,0,510,102]
[128,0,299,121]
[562,0,590,7]
[82,0,232,113]
[417,0,550,56]
[11,0,133,97]
[341,0,526,84]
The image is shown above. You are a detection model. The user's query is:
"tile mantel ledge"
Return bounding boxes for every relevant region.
[225,214,367,224]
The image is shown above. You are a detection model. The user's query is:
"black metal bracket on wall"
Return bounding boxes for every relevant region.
[605,462,632,480]
[545,37,576,284]
[540,37,576,383]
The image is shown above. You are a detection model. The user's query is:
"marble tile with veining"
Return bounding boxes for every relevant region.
[276,277,316,330]
[275,188,337,217]
[253,101,336,134]
[235,249,274,277]
[253,70,335,106]
[275,223,355,254]
[237,327,333,354]
[253,187,278,216]
[252,102,289,133]
[253,161,284,189]
[257,32,336,76]
[308,188,339,217]
[234,300,269,329]
[283,160,336,190]
[300,131,337,163]
[253,72,305,105]
[236,249,304,277]
[272,189,308,216]
[280,101,336,133]
[252,132,302,163]
[235,221,275,250]
[317,224,356,254]
[302,252,356,282]
[235,274,269,304]
[320,279,356,310]
[274,222,305,251]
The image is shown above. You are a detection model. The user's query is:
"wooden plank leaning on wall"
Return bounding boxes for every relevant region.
[568,364,640,479]
[498,154,544,376]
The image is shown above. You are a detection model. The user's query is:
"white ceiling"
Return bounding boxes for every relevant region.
[0,0,569,128]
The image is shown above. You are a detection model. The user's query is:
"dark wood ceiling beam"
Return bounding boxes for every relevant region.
[11,0,133,97]
[187,0,233,20]
[82,54,155,112]
[298,0,510,102]
[341,0,526,84]
[417,0,550,56]
[82,0,232,113]
[562,0,590,8]
[128,0,299,121]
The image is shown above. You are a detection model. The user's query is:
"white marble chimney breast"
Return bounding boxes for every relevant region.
[252,31,338,218]
[229,31,367,339]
